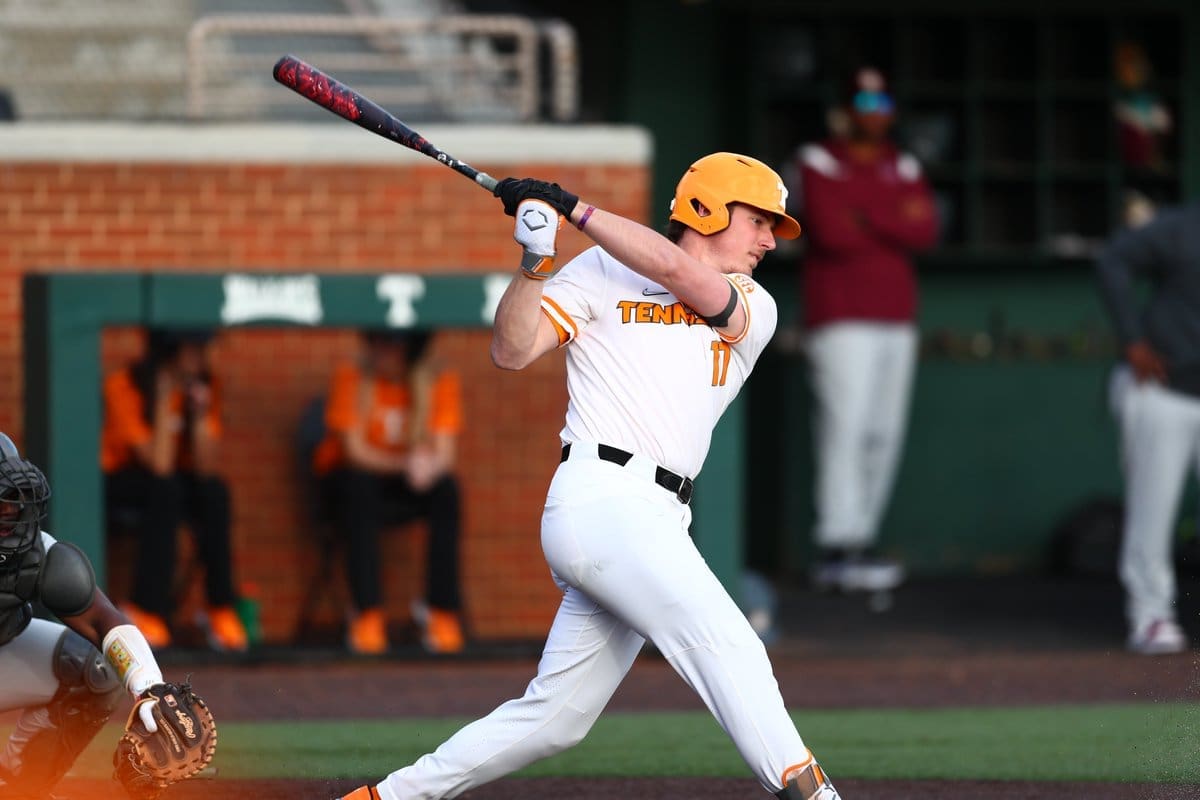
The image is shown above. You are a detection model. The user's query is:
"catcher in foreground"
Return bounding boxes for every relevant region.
[0,432,217,799]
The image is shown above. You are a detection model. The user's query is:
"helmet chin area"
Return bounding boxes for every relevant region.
[0,499,20,531]
[0,499,36,555]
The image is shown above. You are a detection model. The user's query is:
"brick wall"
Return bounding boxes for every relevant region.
[0,125,651,644]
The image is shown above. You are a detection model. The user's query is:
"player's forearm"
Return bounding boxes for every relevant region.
[430,433,456,474]
[862,192,939,252]
[141,388,176,471]
[139,425,178,476]
[798,168,892,255]
[103,623,164,696]
[61,588,119,648]
[191,428,220,474]
[568,203,732,317]
[1094,255,1143,346]
[343,431,408,474]
[88,592,164,696]
[491,270,551,370]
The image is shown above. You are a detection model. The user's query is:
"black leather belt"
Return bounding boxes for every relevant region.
[560,443,694,505]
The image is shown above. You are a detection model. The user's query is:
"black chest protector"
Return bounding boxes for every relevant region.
[0,537,43,644]
[0,536,96,646]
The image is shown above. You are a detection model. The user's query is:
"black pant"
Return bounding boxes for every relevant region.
[105,467,237,617]
[319,468,462,613]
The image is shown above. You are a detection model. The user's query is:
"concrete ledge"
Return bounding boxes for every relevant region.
[0,122,653,165]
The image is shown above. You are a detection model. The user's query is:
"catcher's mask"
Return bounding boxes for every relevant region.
[0,432,51,559]
[669,152,801,240]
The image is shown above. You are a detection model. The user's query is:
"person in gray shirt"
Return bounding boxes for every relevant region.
[1095,202,1200,655]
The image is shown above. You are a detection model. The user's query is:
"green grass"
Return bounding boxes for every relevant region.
[53,703,1200,783]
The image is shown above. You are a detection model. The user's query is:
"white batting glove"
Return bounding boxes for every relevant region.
[514,199,564,280]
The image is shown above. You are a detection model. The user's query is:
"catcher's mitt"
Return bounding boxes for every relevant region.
[113,682,217,800]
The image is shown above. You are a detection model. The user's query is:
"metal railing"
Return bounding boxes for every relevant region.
[0,0,195,120]
[538,17,579,122]
[185,14,579,123]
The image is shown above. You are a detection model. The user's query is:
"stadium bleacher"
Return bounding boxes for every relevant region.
[0,0,573,123]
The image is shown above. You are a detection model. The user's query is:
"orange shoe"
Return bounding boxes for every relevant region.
[119,603,171,649]
[423,608,465,654]
[347,608,388,655]
[335,787,381,800]
[206,606,249,652]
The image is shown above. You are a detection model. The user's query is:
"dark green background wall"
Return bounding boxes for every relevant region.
[521,0,1200,576]
[747,267,1129,577]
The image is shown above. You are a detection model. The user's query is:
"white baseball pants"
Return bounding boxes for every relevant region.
[1111,372,1200,631]
[377,449,809,799]
[0,618,69,711]
[805,321,918,549]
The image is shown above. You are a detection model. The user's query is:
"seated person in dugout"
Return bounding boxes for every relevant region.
[100,327,248,652]
[311,328,466,655]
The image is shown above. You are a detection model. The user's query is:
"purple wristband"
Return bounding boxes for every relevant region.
[576,205,596,230]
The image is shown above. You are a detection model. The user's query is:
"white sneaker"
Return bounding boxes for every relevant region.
[1127,619,1188,655]
[812,550,905,593]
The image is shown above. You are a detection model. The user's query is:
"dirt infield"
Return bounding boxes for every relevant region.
[58,576,1200,798]
[53,775,1200,799]
[135,651,1200,798]
[155,646,1200,723]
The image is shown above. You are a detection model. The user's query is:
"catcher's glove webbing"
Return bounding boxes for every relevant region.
[113,682,217,800]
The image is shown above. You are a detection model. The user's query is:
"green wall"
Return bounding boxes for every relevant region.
[747,267,1126,577]
[610,1,1200,576]
[23,272,748,593]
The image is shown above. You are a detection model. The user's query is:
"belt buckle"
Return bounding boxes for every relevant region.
[676,479,693,505]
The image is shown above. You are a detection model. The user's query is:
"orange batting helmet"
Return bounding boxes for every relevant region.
[669,152,801,239]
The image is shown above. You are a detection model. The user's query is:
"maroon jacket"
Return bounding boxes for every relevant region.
[787,138,939,329]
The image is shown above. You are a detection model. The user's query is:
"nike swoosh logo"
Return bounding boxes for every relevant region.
[642,288,670,296]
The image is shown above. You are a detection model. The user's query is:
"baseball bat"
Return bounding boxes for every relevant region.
[272,54,499,193]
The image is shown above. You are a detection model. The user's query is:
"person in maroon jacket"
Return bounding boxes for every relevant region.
[783,66,939,597]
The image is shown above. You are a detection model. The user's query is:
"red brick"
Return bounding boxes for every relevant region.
[5,159,648,643]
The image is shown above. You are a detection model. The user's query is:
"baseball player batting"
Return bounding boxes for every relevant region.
[335,153,840,800]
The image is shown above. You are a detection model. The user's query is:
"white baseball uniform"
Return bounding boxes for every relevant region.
[1109,366,1200,632]
[806,321,917,549]
[375,246,812,799]
[1095,205,1200,651]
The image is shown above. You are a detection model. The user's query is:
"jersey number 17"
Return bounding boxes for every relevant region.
[710,341,732,387]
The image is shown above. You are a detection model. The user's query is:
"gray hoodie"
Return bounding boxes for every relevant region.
[1096,203,1200,398]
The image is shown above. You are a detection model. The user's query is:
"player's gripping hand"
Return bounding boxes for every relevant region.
[514,199,565,280]
[494,177,578,218]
